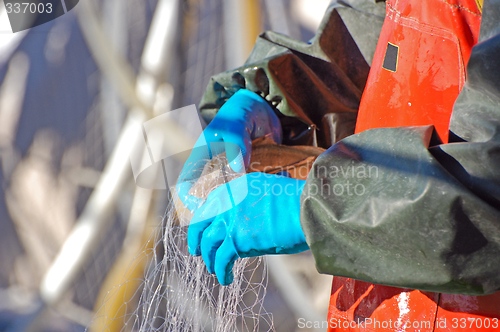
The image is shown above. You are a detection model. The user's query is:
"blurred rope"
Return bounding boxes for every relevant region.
[16,1,192,330]
[75,0,151,117]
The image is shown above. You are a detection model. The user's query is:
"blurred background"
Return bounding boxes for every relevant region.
[0,0,332,331]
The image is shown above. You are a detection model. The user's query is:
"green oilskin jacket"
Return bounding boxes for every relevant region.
[198,0,500,296]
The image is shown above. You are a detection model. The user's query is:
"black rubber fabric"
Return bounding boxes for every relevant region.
[301,0,500,295]
[198,0,385,148]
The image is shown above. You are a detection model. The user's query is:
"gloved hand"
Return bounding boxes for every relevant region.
[176,89,282,211]
[188,172,309,285]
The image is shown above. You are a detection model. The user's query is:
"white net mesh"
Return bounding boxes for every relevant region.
[91,154,275,332]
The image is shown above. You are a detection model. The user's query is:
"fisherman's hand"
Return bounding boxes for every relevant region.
[188,172,309,285]
[176,89,282,211]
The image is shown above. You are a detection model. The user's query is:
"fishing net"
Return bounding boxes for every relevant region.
[90,137,324,332]
[132,151,274,332]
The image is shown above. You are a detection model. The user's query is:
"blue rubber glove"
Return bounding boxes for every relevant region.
[188,172,309,285]
[176,89,282,211]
